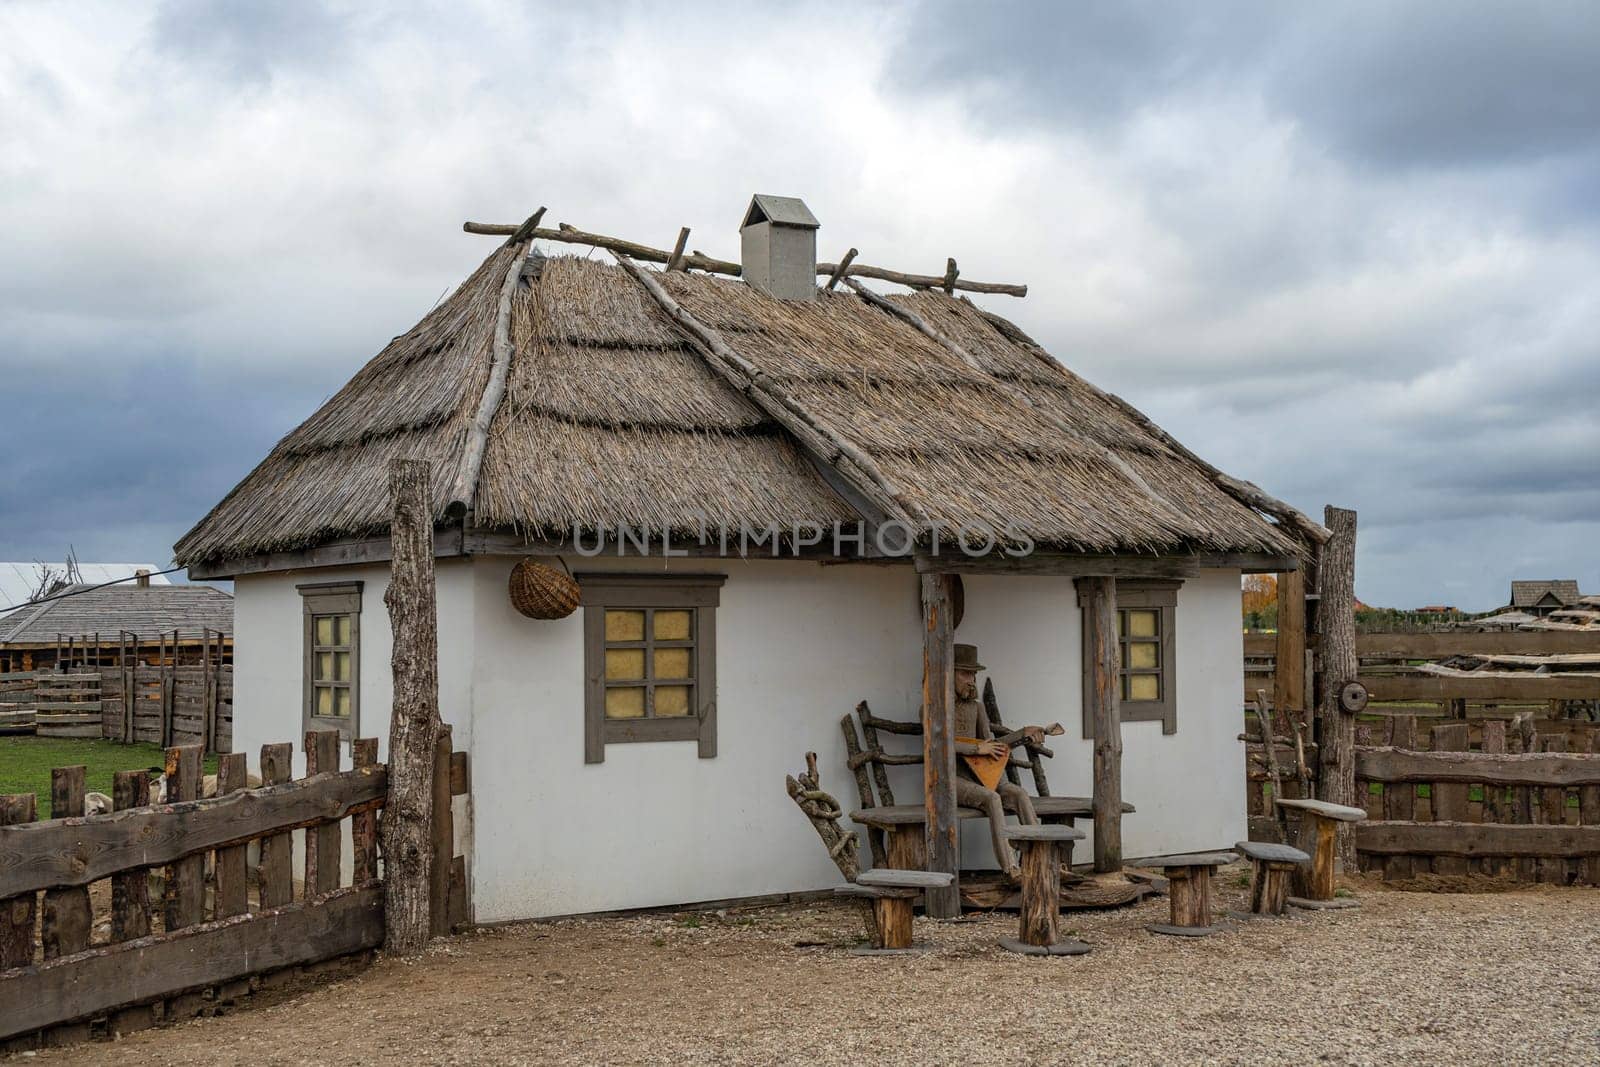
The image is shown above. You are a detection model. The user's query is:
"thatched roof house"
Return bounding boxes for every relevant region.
[180,197,1318,922]
[1509,579,1583,616]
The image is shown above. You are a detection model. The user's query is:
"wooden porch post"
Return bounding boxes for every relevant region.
[1315,506,1359,868]
[1076,576,1122,872]
[920,572,961,918]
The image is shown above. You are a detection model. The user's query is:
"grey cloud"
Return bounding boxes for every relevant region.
[148,0,355,86]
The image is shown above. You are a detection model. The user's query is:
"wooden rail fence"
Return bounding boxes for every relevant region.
[0,665,234,752]
[0,730,470,1051]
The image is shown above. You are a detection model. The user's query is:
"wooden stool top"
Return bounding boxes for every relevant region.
[1234,840,1310,864]
[1274,798,1367,822]
[1001,825,1087,842]
[1150,851,1237,871]
[857,868,955,889]
[834,884,919,900]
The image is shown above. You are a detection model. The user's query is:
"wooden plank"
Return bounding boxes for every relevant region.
[163,746,205,931]
[214,754,248,919]
[351,739,379,883]
[1245,631,1600,658]
[1355,820,1600,858]
[305,730,342,897]
[110,771,151,942]
[1274,569,1306,714]
[919,572,960,917]
[1582,732,1600,886]
[0,794,38,969]
[1363,675,1600,701]
[1381,718,1415,880]
[0,766,385,898]
[0,884,383,1041]
[429,726,454,937]
[42,767,91,960]
[256,743,294,908]
[1430,724,1470,877]
[1479,722,1509,878]
[449,750,470,797]
[1354,746,1600,787]
[1538,736,1569,884]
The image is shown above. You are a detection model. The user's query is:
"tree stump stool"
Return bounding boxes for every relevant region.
[1226,841,1310,920]
[997,824,1090,956]
[1274,798,1367,909]
[1145,852,1237,937]
[835,869,955,955]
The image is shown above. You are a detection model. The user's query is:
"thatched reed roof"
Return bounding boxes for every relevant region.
[175,240,1301,568]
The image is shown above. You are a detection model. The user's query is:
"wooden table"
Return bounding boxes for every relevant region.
[997,825,1090,956]
[1227,840,1309,920]
[835,869,954,955]
[1145,852,1238,937]
[1273,798,1367,909]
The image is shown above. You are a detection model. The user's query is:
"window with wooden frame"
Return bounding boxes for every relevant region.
[1081,580,1179,737]
[300,581,361,740]
[579,574,723,764]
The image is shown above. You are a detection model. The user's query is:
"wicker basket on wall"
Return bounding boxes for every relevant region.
[508,558,580,620]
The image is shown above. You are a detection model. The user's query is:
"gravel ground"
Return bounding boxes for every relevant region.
[17,872,1600,1066]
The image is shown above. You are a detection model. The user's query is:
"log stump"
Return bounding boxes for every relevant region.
[1146,852,1237,937]
[998,825,1090,956]
[836,869,954,955]
[1227,841,1309,920]
[1275,798,1366,909]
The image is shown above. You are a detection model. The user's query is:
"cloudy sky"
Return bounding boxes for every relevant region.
[2,1,1596,611]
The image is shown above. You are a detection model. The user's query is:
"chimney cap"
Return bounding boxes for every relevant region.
[741,194,819,231]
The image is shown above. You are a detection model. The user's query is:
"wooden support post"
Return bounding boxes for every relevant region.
[305,729,342,897]
[383,458,442,955]
[1383,716,1416,880]
[111,770,152,941]
[1431,723,1470,877]
[213,754,249,918]
[0,793,38,969]
[257,743,294,907]
[871,895,913,949]
[162,745,205,931]
[1480,720,1508,877]
[1538,736,1569,884]
[352,738,380,883]
[920,572,960,918]
[1315,506,1359,868]
[43,766,92,959]
[1076,576,1122,872]
[430,723,455,937]
[1274,568,1306,717]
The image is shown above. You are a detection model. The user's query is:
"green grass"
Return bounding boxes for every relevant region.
[0,737,218,817]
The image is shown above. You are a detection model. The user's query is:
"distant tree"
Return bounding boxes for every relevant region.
[1242,573,1277,629]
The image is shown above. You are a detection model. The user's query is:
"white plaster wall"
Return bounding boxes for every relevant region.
[467,555,926,921]
[958,569,1248,863]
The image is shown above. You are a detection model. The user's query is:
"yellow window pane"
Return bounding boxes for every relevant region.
[605,610,645,641]
[335,651,352,681]
[315,617,334,645]
[605,649,645,680]
[335,688,352,717]
[1126,642,1158,669]
[654,647,691,680]
[654,685,691,717]
[605,687,645,719]
[335,616,352,646]
[1127,609,1159,638]
[315,652,333,681]
[316,686,333,716]
[653,610,692,641]
[1127,674,1160,701]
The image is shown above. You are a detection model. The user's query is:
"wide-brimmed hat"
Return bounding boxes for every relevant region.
[954,643,985,672]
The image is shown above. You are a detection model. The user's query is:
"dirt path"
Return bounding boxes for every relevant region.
[19,878,1600,1066]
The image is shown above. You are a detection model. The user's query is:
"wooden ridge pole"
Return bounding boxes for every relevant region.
[461,219,1029,295]
[383,458,442,955]
[921,572,960,917]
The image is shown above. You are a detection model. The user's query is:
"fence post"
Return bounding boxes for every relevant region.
[258,743,294,907]
[1314,506,1359,869]
[111,770,152,940]
[305,730,342,897]
[382,458,441,956]
[163,745,205,930]
[215,754,249,917]
[0,794,38,969]
[352,738,380,883]
[43,767,91,959]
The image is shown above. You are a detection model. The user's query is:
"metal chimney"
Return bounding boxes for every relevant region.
[740,194,819,301]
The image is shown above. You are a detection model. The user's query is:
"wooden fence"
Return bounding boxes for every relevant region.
[0,665,233,752]
[1244,631,1600,717]
[0,729,470,1050]
[1245,711,1600,884]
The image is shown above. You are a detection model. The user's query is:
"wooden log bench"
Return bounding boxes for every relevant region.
[850,797,1136,871]
[834,869,955,955]
[1274,798,1367,910]
[1144,852,1238,937]
[998,825,1090,957]
[1227,841,1310,920]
